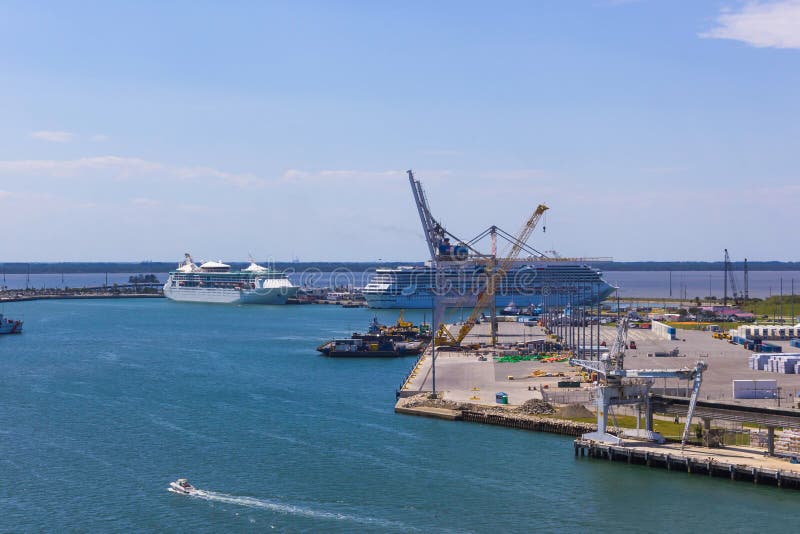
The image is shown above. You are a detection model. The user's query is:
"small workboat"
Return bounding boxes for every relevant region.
[0,314,23,334]
[316,314,430,357]
[501,301,520,316]
[167,478,196,495]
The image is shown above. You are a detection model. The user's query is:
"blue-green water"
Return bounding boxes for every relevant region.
[1,299,797,532]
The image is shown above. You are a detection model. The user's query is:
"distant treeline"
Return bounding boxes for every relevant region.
[0,262,422,274]
[591,261,800,272]
[1,260,800,274]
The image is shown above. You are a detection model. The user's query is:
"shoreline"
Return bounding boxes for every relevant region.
[1,293,164,303]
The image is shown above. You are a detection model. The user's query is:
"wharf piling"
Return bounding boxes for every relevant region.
[574,439,800,490]
[396,396,800,492]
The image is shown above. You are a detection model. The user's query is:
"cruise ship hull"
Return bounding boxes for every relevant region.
[163,286,298,304]
[364,289,613,309]
[362,262,616,310]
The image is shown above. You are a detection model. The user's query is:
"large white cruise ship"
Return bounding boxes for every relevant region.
[363,259,615,309]
[163,254,298,304]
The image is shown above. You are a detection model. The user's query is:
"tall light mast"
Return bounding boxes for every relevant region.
[744,258,749,304]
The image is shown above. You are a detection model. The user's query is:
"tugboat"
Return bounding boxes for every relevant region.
[316,314,430,358]
[0,314,23,334]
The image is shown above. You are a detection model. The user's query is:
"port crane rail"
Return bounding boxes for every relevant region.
[569,318,708,448]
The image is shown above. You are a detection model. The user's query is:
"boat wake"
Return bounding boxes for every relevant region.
[182,488,408,529]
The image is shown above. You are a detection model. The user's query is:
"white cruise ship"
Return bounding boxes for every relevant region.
[363,260,615,309]
[163,254,298,304]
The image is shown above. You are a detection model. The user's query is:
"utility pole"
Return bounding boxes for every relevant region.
[596,286,601,361]
[744,258,749,304]
[723,249,729,308]
[431,295,436,397]
[669,269,672,298]
[708,274,712,302]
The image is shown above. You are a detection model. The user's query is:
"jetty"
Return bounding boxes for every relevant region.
[1,285,163,303]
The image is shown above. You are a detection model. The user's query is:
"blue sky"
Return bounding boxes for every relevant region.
[1,0,798,262]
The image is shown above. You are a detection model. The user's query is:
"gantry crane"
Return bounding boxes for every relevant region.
[570,318,708,448]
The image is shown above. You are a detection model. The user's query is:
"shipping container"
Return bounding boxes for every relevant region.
[733,379,778,399]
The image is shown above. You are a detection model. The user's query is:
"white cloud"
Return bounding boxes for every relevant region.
[177,203,211,214]
[279,169,405,183]
[477,169,547,181]
[700,1,800,49]
[130,197,161,208]
[174,165,263,188]
[0,190,11,200]
[0,156,265,188]
[639,166,687,174]
[0,156,160,176]
[30,130,74,143]
[91,134,109,142]
[278,168,455,184]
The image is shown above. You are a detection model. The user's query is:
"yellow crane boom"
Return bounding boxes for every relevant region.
[436,204,549,346]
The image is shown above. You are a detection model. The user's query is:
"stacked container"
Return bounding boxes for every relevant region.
[749,353,800,374]
[651,320,677,340]
[748,354,771,370]
[733,379,778,399]
[734,325,800,341]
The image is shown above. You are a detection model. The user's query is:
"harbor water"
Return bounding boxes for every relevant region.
[2,299,799,532]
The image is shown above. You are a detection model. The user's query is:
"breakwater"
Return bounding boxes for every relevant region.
[460,410,595,436]
[395,395,601,437]
[1,291,163,303]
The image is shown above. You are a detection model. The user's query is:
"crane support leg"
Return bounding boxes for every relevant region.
[582,386,624,445]
[681,367,705,450]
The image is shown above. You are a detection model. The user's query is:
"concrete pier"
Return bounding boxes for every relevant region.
[574,439,800,489]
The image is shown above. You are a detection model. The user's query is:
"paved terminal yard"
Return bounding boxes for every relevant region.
[399,319,800,490]
[402,320,800,408]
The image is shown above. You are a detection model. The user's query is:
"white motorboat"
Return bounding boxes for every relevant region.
[168,478,197,495]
